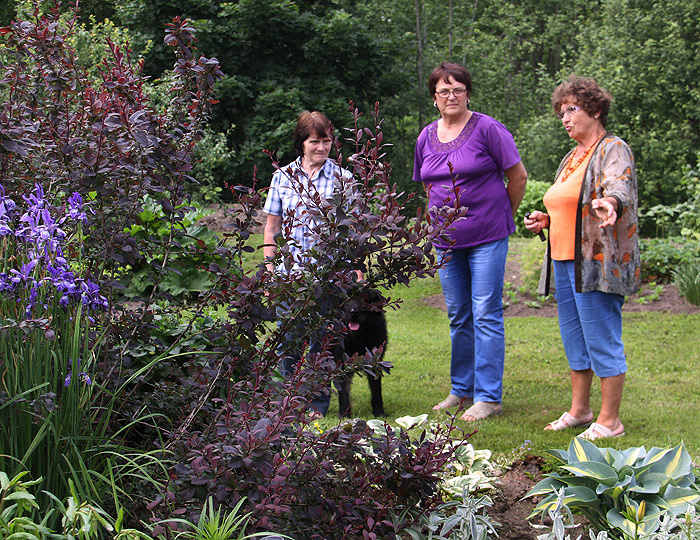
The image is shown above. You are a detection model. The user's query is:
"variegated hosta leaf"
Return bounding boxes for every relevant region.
[613,446,647,468]
[661,486,700,514]
[561,461,618,486]
[530,485,599,517]
[526,476,567,498]
[569,437,606,464]
[366,419,387,435]
[543,448,569,465]
[641,444,692,481]
[441,473,495,498]
[394,414,428,429]
[597,482,628,500]
[627,472,670,494]
[606,506,661,538]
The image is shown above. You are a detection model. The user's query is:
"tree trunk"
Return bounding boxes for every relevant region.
[415,0,425,130]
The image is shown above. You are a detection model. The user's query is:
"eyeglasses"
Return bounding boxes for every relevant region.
[435,87,467,98]
[557,105,581,119]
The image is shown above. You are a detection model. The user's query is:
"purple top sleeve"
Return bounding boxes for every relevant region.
[413,113,521,249]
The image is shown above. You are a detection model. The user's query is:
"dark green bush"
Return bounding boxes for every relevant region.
[513,179,549,237]
[640,237,700,283]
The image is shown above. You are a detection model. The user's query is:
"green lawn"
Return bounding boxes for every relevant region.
[320,240,700,463]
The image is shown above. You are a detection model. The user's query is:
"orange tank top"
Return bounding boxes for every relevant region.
[543,151,594,261]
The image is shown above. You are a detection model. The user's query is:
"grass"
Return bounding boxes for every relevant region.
[234,230,700,462]
[316,237,700,463]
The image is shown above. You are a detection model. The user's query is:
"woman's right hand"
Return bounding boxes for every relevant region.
[524,210,549,235]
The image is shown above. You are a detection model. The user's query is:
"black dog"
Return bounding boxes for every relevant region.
[335,289,389,418]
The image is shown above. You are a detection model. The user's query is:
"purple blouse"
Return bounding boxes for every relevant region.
[413,112,521,249]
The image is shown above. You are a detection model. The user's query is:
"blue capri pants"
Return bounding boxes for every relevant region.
[553,260,627,377]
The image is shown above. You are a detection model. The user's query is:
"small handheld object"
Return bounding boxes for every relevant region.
[525,212,546,242]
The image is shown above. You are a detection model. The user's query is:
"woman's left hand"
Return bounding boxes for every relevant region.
[591,197,618,228]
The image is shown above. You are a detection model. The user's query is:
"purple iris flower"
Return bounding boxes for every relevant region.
[9,260,38,285]
[64,358,93,387]
[1,182,108,316]
[67,192,88,222]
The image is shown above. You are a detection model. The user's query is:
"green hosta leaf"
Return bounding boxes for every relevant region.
[628,472,669,494]
[530,485,599,516]
[569,437,606,464]
[642,444,692,481]
[526,476,567,498]
[661,486,700,514]
[606,506,661,538]
[608,446,647,468]
[561,461,618,486]
[543,448,569,465]
[598,482,628,502]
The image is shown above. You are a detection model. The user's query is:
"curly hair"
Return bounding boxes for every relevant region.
[428,62,472,97]
[552,76,613,127]
[293,111,332,157]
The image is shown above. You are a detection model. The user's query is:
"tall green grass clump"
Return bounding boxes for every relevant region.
[673,259,700,306]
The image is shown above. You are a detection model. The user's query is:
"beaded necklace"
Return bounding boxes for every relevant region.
[559,132,605,182]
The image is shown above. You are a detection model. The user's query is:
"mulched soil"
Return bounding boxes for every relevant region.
[492,456,547,540]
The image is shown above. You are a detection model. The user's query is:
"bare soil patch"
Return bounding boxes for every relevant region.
[421,246,700,317]
[492,456,545,540]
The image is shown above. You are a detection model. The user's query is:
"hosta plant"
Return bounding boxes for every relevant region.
[526,437,700,540]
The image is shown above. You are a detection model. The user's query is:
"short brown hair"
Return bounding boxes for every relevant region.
[428,62,472,97]
[552,76,613,127]
[293,111,332,157]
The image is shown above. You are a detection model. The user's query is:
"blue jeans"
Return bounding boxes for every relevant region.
[553,260,626,378]
[278,304,332,415]
[437,237,508,403]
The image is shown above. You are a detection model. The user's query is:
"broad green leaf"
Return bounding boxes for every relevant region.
[598,482,627,501]
[642,444,691,480]
[525,476,566,498]
[661,486,700,514]
[543,448,569,464]
[530,486,599,516]
[613,446,647,468]
[606,507,660,538]
[628,472,671,494]
[569,437,606,463]
[6,533,42,540]
[561,461,618,486]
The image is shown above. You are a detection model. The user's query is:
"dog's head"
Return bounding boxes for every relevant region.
[344,288,385,332]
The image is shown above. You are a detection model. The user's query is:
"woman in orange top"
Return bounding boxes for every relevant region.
[524,76,640,441]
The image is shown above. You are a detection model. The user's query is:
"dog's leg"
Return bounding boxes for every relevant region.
[368,375,385,417]
[337,375,352,418]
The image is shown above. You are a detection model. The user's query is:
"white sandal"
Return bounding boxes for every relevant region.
[545,411,593,431]
[460,401,503,422]
[579,422,625,441]
[432,394,471,410]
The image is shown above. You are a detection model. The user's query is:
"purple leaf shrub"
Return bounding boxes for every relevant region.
[150,104,471,539]
[0,4,222,291]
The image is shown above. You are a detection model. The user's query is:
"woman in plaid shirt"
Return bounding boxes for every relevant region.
[263,110,352,417]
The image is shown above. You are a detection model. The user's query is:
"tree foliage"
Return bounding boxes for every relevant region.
[6,1,700,222]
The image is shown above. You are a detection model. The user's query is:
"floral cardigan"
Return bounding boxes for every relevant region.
[539,134,641,297]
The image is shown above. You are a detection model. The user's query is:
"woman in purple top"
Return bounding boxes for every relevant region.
[414,62,528,422]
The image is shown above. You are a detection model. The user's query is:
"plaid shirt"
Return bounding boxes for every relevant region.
[264,157,352,272]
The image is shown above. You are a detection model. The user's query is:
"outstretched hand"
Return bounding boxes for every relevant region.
[591,198,617,228]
